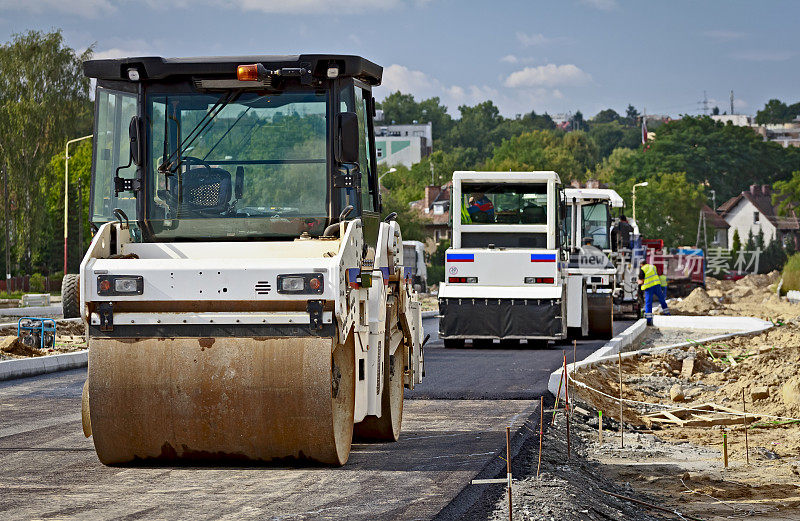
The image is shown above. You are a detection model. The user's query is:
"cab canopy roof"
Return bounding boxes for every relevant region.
[563,188,624,208]
[453,171,561,184]
[83,54,382,85]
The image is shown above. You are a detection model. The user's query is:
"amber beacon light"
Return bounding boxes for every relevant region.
[237,64,260,81]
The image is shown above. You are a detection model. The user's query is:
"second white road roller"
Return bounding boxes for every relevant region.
[78,54,424,466]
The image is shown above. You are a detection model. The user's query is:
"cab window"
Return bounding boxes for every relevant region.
[92,88,137,223]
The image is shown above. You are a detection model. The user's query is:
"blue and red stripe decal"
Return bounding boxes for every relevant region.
[531,253,556,262]
[447,253,474,262]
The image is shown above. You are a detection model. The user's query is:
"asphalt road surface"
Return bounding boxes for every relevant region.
[0,317,632,520]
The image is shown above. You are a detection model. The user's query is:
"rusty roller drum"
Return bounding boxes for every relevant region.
[587,293,614,339]
[85,335,355,466]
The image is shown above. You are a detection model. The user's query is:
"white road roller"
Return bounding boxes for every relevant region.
[438,171,572,347]
[563,188,620,338]
[79,54,424,466]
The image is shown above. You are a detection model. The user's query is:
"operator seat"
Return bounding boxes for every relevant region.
[521,204,546,224]
[181,167,232,216]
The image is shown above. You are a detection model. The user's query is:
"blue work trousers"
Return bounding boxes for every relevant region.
[644,285,669,325]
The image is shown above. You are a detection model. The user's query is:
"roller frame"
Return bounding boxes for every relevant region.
[79,218,424,465]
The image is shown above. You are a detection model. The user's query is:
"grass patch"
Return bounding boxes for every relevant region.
[781,253,800,293]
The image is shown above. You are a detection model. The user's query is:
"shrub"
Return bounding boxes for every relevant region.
[781,253,800,293]
[29,273,45,293]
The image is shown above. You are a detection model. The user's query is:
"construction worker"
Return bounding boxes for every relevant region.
[467,192,494,222]
[638,262,670,325]
[611,214,634,252]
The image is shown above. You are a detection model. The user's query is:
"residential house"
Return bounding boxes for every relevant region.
[409,183,451,251]
[700,204,730,248]
[717,185,800,248]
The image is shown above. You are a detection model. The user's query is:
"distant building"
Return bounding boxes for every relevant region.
[710,114,800,148]
[711,114,754,126]
[409,183,451,250]
[717,184,800,248]
[374,122,433,167]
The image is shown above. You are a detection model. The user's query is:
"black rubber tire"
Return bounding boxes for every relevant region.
[472,338,494,348]
[61,274,80,319]
[443,338,465,349]
[499,339,520,348]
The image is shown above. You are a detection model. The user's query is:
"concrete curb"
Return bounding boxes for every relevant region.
[547,319,646,399]
[547,315,773,399]
[0,350,88,381]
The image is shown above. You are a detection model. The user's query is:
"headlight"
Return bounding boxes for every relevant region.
[277,273,324,295]
[97,275,143,296]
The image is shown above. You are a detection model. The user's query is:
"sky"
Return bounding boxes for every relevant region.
[0,0,797,119]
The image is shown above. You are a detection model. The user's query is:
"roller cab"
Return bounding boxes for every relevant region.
[438,171,568,346]
[79,54,424,466]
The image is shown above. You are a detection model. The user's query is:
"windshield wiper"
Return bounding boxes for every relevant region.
[158,90,241,174]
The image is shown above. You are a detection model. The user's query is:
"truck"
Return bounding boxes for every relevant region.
[438,171,577,347]
[77,54,424,466]
[402,240,427,293]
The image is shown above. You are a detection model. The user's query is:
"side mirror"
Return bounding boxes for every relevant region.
[337,112,360,164]
[128,116,143,167]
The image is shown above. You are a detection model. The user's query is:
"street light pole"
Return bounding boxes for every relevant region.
[378,167,397,193]
[63,135,93,275]
[632,181,649,224]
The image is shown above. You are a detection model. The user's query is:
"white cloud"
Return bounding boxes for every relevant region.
[733,50,795,62]
[501,54,518,64]
[91,48,148,60]
[377,64,500,115]
[516,32,551,47]
[515,32,572,47]
[0,0,114,16]
[504,64,591,88]
[578,0,617,10]
[703,30,746,42]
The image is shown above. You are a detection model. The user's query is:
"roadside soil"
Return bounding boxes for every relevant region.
[569,321,800,519]
[672,271,800,322]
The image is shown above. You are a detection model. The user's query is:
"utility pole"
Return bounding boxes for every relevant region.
[3,163,10,283]
[730,90,735,115]
[698,91,710,115]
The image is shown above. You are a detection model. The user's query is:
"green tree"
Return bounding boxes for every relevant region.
[625,104,640,124]
[772,170,800,216]
[593,116,800,202]
[483,130,598,182]
[0,30,93,275]
[588,121,642,158]
[442,101,503,157]
[755,99,800,124]
[731,229,741,257]
[613,172,705,248]
[593,108,621,124]
[377,92,454,138]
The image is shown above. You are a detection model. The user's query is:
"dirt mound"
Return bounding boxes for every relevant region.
[672,287,719,315]
[0,336,44,357]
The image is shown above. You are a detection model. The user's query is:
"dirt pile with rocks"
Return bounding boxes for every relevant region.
[671,271,800,321]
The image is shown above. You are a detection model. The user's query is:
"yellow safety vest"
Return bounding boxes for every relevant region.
[660,274,667,287]
[461,203,472,224]
[641,264,660,290]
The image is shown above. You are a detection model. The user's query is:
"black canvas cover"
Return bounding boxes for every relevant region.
[438,297,563,339]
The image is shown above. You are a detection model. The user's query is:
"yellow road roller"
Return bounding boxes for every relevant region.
[79,54,424,465]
